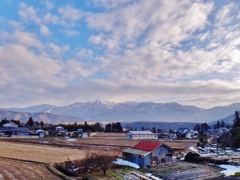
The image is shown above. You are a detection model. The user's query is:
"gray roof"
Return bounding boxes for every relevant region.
[123,147,151,157]
[127,131,154,135]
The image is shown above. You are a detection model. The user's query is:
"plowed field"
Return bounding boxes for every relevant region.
[0,158,61,180]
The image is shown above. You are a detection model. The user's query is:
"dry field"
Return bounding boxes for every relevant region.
[0,157,62,180]
[0,133,197,179]
[0,141,86,163]
[68,133,197,151]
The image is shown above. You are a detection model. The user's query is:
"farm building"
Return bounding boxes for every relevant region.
[126,131,157,140]
[2,122,18,128]
[122,141,173,167]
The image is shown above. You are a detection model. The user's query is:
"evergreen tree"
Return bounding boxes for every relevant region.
[216,121,220,129]
[26,117,34,127]
[115,122,123,132]
[40,121,44,128]
[35,121,40,127]
[230,111,240,147]
[200,122,210,134]
[220,120,225,127]
[233,111,240,128]
[105,123,111,132]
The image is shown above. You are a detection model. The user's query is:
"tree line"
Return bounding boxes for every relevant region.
[58,121,123,133]
[1,118,123,133]
[0,118,21,126]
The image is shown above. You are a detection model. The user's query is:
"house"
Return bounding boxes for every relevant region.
[2,122,18,128]
[177,127,190,134]
[185,130,199,139]
[126,131,157,140]
[50,126,67,136]
[122,141,172,167]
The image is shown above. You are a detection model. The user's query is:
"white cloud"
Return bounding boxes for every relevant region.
[43,1,54,10]
[76,49,93,58]
[61,29,80,37]
[58,6,83,21]
[215,2,236,25]
[1,31,44,49]
[86,0,213,50]
[88,34,104,44]
[43,13,59,24]
[92,0,132,9]
[48,43,69,55]
[18,2,41,24]
[1,0,240,108]
[40,25,51,36]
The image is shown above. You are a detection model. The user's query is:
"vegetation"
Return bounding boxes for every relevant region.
[194,122,210,135]
[197,134,208,148]
[105,122,123,132]
[57,121,104,132]
[212,120,230,129]
[217,131,231,150]
[230,111,240,148]
[0,118,21,126]
[55,147,121,177]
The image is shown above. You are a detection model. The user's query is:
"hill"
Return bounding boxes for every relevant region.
[2,101,240,124]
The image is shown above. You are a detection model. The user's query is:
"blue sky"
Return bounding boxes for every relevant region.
[0,0,240,108]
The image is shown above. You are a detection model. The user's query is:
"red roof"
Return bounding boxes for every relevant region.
[133,141,163,151]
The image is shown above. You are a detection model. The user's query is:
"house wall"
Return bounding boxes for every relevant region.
[129,154,152,168]
[126,133,157,140]
[152,145,172,164]
[123,145,172,167]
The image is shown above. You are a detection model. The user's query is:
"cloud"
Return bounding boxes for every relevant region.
[88,34,104,44]
[76,49,93,58]
[1,0,240,108]
[18,2,41,24]
[92,0,133,9]
[40,25,51,36]
[86,0,213,53]
[42,1,54,10]
[215,2,237,26]
[48,43,69,56]
[0,39,95,107]
[1,31,44,49]
[60,29,80,37]
[43,13,59,24]
[58,6,83,21]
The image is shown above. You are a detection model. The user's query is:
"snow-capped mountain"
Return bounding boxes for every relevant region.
[2,101,240,123]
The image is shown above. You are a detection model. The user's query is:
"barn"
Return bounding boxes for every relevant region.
[122,141,173,167]
[125,131,157,140]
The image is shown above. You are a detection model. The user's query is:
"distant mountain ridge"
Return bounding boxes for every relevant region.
[0,109,85,124]
[6,104,59,113]
[2,101,240,124]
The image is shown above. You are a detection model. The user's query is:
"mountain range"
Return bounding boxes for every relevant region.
[1,101,239,125]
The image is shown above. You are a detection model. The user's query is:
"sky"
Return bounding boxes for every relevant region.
[0,0,240,109]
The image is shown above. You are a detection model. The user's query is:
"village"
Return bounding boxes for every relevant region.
[0,118,240,180]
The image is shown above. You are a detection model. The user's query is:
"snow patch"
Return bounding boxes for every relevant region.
[113,158,140,168]
[145,173,163,180]
[219,164,240,176]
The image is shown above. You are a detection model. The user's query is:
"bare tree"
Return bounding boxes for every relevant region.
[84,147,121,175]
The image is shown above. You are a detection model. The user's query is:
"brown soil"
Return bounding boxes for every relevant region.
[0,157,62,180]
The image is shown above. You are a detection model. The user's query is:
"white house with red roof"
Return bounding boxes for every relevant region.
[123,140,172,167]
